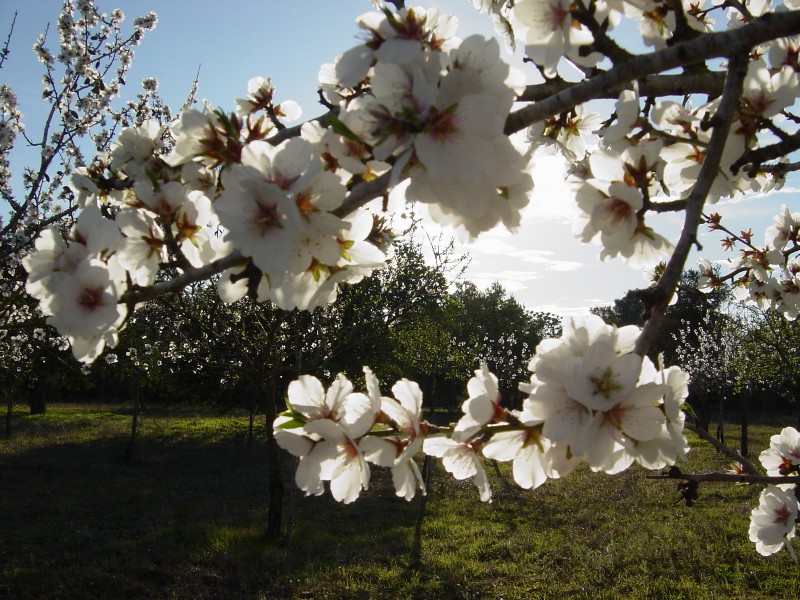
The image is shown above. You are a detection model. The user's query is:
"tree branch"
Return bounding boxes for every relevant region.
[119,251,248,306]
[266,109,336,146]
[505,10,800,134]
[334,170,394,217]
[517,72,725,104]
[634,52,750,357]
[730,130,800,175]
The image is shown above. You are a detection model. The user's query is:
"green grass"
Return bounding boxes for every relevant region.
[1,404,799,599]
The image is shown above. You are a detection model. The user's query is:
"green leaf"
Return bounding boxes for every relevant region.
[329,115,363,144]
[275,418,306,430]
[277,407,307,428]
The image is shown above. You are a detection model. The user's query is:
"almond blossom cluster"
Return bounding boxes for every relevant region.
[548,62,797,268]
[749,427,800,558]
[274,367,427,503]
[22,6,540,361]
[22,86,389,360]
[325,6,533,238]
[274,316,690,504]
[504,1,799,269]
[699,205,800,320]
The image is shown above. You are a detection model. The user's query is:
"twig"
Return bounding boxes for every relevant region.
[685,421,761,475]
[646,470,800,485]
[119,251,248,305]
[0,10,17,70]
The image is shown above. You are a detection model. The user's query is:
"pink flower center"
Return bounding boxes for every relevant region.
[78,286,104,312]
[425,105,460,143]
[601,404,624,430]
[253,201,281,234]
[343,438,360,460]
[774,504,792,525]
[295,192,314,217]
[606,198,634,225]
[548,2,569,31]
[175,214,200,242]
[344,139,367,159]
[268,173,298,191]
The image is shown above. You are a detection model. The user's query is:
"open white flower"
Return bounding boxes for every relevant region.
[765,205,800,254]
[116,208,166,287]
[749,485,798,558]
[760,427,800,476]
[453,362,502,442]
[423,436,492,502]
[513,0,595,77]
[45,259,126,363]
[275,370,381,503]
[482,424,551,490]
[215,165,302,278]
[109,119,163,179]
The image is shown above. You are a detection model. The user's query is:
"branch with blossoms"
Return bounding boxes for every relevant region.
[274,316,690,504]
[650,428,800,559]
[634,51,750,357]
[697,206,800,320]
[648,466,800,486]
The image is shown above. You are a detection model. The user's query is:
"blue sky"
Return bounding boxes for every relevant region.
[2,0,796,315]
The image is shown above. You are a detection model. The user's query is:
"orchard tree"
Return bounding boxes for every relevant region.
[734,307,800,427]
[0,1,167,418]
[674,311,745,440]
[320,230,459,382]
[15,0,800,558]
[450,280,561,404]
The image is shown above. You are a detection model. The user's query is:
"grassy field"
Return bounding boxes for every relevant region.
[1,403,799,599]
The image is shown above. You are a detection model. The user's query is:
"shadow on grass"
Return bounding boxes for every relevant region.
[3,410,800,599]
[0,418,485,599]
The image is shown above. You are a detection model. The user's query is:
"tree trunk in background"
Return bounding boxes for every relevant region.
[265,408,284,540]
[265,374,284,541]
[410,455,432,568]
[740,393,749,458]
[5,390,12,437]
[691,392,710,432]
[29,380,46,415]
[793,378,800,430]
[715,395,726,445]
[124,372,142,463]
[702,394,711,432]
[247,397,259,448]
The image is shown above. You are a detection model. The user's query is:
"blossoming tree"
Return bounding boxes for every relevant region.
[14,0,800,557]
[0,2,164,419]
